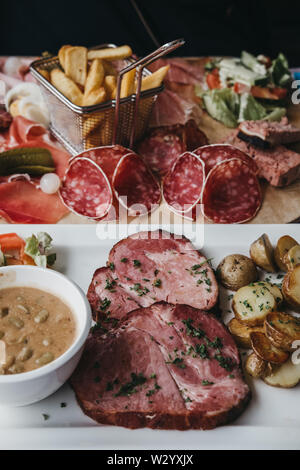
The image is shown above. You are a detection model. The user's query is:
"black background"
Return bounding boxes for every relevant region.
[1,0,300,65]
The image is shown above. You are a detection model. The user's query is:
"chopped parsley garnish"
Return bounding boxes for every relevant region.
[42,414,50,421]
[100,297,111,311]
[94,376,100,383]
[202,380,214,386]
[214,354,234,371]
[184,397,193,403]
[146,383,161,397]
[121,258,128,263]
[105,278,116,291]
[154,269,159,276]
[114,372,147,397]
[150,373,157,379]
[109,262,115,271]
[195,343,209,359]
[206,336,223,349]
[182,318,205,339]
[130,283,150,296]
[153,278,162,287]
[60,402,67,408]
[166,357,186,369]
[133,259,141,267]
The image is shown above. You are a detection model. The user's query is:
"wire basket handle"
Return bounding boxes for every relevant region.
[112,38,185,147]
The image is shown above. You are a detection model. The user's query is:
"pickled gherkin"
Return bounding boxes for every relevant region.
[0,147,55,176]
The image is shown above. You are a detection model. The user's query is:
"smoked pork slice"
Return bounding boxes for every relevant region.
[70,302,250,430]
[108,230,218,310]
[87,267,140,323]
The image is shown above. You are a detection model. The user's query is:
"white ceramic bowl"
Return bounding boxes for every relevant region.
[0,265,91,406]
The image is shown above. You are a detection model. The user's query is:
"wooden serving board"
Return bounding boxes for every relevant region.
[1,58,300,225]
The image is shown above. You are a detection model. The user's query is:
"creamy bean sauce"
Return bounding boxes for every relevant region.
[0,287,76,374]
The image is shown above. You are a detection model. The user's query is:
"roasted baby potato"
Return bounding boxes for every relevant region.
[283,245,300,271]
[216,254,258,291]
[274,235,298,271]
[232,284,276,326]
[245,352,267,378]
[282,265,300,311]
[250,331,289,364]
[265,311,300,351]
[250,233,276,272]
[227,318,264,348]
[252,281,283,307]
[263,358,300,388]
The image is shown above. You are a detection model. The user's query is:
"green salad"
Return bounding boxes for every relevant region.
[196,51,292,128]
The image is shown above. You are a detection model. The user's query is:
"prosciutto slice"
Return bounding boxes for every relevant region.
[0,116,70,223]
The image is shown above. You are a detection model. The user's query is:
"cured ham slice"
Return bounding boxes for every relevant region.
[0,116,70,224]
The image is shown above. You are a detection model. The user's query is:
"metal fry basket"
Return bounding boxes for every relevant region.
[30,39,184,155]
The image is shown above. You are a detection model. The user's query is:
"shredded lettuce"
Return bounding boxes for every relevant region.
[24,232,56,268]
[200,87,287,127]
[202,89,238,128]
[238,93,267,122]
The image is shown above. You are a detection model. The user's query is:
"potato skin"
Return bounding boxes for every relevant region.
[228,318,264,348]
[216,254,258,291]
[282,269,300,312]
[245,352,267,378]
[250,234,276,272]
[250,331,289,364]
[274,235,298,272]
[265,312,300,352]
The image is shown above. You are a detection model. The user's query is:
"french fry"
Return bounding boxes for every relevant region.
[104,75,117,99]
[64,46,87,87]
[87,45,132,61]
[38,69,50,81]
[82,87,106,106]
[58,45,72,70]
[85,59,105,96]
[140,65,169,91]
[121,68,136,98]
[82,114,105,139]
[50,68,83,106]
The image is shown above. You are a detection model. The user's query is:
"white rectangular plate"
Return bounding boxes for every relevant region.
[0,224,299,450]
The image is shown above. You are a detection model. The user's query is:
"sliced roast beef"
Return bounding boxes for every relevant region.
[70,302,250,430]
[227,131,300,187]
[238,118,300,147]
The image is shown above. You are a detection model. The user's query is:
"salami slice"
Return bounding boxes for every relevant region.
[137,120,208,178]
[113,153,161,216]
[59,157,112,219]
[194,144,258,176]
[80,145,129,182]
[202,158,261,224]
[61,145,161,219]
[163,151,204,216]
